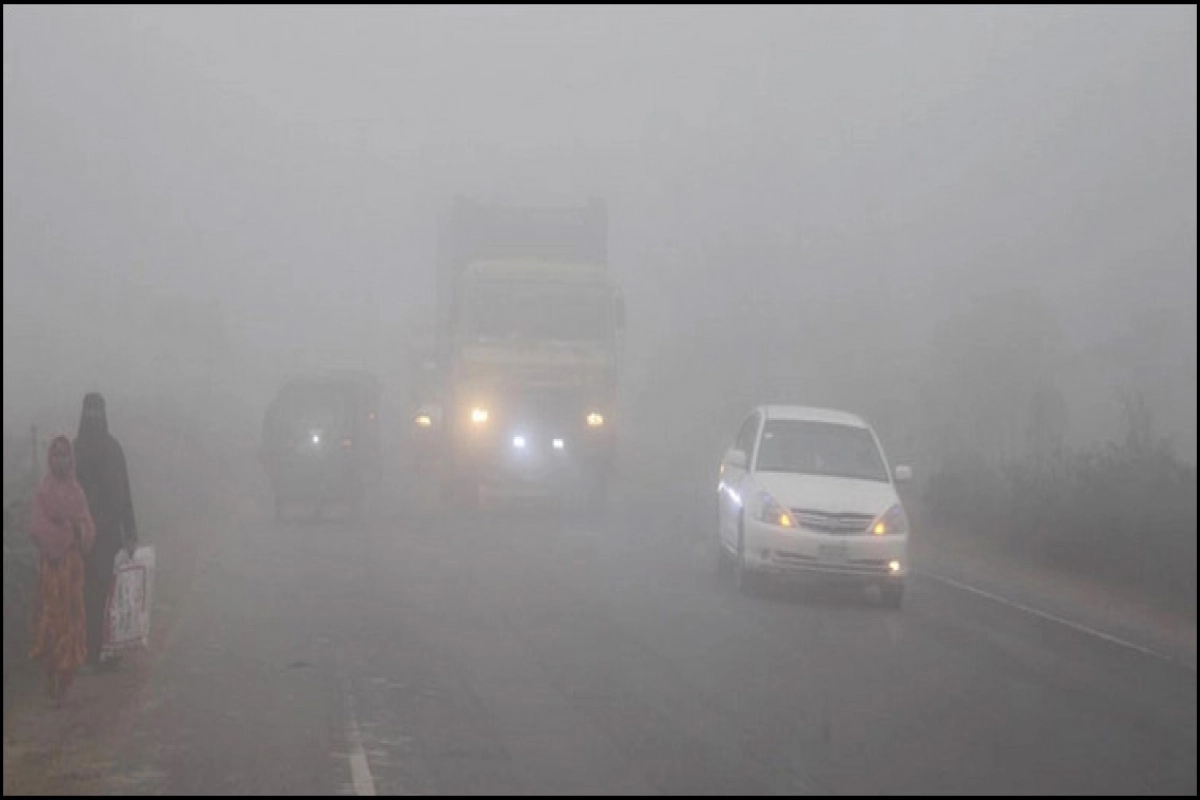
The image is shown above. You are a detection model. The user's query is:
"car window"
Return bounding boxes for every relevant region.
[734,413,759,462]
[756,420,890,482]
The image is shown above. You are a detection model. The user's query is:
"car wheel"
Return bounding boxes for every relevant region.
[880,582,905,610]
[714,497,732,577]
[735,520,759,596]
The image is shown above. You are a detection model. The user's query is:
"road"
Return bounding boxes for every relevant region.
[7,484,1198,795]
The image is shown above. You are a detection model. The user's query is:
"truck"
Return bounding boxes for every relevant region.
[418,196,625,510]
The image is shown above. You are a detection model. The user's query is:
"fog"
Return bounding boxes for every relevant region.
[4,8,1199,795]
[4,5,1196,464]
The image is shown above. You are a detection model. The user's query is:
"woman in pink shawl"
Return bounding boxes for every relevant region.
[28,435,96,701]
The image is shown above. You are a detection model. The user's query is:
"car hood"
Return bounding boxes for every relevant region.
[753,472,899,515]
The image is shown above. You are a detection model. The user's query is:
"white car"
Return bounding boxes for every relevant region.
[715,405,913,608]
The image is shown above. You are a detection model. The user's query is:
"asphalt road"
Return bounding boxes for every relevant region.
[57,486,1200,795]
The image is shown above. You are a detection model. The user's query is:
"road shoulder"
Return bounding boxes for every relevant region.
[912,523,1197,671]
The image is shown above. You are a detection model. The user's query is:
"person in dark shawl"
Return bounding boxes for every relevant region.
[74,393,138,668]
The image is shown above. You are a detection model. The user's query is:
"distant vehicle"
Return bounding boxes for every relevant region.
[261,372,383,522]
[715,405,913,608]
[417,196,625,510]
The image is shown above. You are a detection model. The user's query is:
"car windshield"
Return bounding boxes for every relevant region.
[465,283,611,343]
[755,420,890,482]
[271,385,352,439]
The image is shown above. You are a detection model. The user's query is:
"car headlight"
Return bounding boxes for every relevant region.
[414,413,433,428]
[758,492,794,528]
[586,412,604,428]
[871,503,909,535]
[470,407,489,425]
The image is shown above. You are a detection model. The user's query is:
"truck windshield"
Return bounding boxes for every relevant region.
[465,283,612,343]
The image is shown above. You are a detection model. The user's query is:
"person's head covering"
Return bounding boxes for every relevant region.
[75,392,109,480]
[47,434,76,480]
[30,436,94,559]
[77,392,109,442]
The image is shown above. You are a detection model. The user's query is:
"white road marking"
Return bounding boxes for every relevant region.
[345,710,378,797]
[925,571,1191,669]
[335,651,378,796]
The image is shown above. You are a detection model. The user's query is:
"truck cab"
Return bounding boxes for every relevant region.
[446,258,623,505]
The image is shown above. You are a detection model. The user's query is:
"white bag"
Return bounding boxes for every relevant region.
[101,544,155,660]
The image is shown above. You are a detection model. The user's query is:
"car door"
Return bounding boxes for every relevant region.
[719,411,760,549]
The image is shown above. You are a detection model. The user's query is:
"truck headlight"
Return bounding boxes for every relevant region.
[586,412,604,428]
[471,407,489,425]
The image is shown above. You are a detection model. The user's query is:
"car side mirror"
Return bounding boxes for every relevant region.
[726,449,748,470]
[894,465,913,483]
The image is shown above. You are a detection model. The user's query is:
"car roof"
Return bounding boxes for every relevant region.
[759,405,870,429]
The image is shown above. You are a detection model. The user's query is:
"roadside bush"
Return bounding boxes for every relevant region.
[924,451,1008,534]
[924,420,1197,612]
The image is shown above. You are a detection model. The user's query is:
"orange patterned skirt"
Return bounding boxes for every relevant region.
[29,547,88,677]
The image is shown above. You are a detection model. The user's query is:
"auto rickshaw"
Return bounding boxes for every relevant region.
[261,372,383,522]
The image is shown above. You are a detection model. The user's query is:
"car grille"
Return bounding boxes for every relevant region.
[790,510,875,535]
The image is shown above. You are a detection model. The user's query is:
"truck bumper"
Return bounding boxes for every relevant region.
[451,428,612,488]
